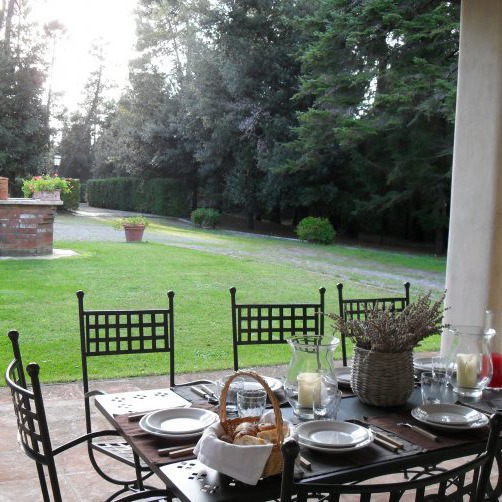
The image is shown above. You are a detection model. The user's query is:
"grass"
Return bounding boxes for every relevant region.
[0,216,446,384]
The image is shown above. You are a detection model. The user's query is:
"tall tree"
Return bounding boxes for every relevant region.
[290,0,460,250]
[0,0,49,180]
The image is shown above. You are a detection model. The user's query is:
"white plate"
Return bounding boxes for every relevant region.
[411,406,489,431]
[142,408,218,436]
[411,404,482,425]
[335,367,351,388]
[296,420,370,448]
[299,431,374,454]
[139,415,210,439]
[239,376,282,393]
[414,357,447,373]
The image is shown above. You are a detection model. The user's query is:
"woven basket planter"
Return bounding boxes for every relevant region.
[351,346,414,407]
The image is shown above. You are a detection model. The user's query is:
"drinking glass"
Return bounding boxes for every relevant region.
[215,376,243,414]
[313,375,342,420]
[237,389,267,418]
[421,370,447,405]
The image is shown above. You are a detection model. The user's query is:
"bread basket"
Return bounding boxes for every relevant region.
[219,371,284,478]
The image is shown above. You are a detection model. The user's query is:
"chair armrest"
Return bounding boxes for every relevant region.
[85,389,107,398]
[115,488,169,501]
[52,429,121,456]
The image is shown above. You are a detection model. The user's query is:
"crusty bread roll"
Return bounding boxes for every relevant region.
[257,425,289,444]
[233,434,267,446]
[234,422,256,434]
[257,422,276,432]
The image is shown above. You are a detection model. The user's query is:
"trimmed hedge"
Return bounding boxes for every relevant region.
[191,208,220,228]
[86,177,190,217]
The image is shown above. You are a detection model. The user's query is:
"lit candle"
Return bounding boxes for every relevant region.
[456,353,478,388]
[297,372,321,408]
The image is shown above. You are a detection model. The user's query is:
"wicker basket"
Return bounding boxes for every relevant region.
[351,346,414,407]
[219,371,284,478]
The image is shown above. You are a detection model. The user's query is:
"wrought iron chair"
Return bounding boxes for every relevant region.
[280,413,502,502]
[5,330,169,502]
[337,282,411,366]
[230,286,326,371]
[77,290,178,498]
[77,290,211,498]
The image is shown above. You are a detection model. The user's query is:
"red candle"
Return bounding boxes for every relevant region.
[489,352,502,388]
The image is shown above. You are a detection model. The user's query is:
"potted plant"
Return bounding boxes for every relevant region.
[327,292,446,406]
[113,216,150,242]
[21,174,71,201]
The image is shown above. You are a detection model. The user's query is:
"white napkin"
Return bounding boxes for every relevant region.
[194,410,295,486]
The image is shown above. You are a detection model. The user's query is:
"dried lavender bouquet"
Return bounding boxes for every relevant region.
[327,291,447,353]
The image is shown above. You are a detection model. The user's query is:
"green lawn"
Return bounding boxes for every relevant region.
[0,218,446,384]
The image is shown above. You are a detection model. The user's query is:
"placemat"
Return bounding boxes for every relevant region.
[365,411,489,451]
[171,384,290,407]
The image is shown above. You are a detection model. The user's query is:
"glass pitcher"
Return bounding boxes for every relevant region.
[284,335,339,419]
[447,325,494,398]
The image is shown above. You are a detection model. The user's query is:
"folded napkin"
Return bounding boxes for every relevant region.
[194,410,294,486]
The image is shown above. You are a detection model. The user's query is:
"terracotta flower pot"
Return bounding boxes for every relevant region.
[33,189,61,201]
[123,224,146,242]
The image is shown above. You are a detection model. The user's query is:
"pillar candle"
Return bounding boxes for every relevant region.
[297,372,321,407]
[456,353,478,388]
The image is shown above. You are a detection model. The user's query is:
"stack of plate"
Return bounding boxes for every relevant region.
[335,367,351,389]
[242,376,282,392]
[296,420,374,453]
[411,403,488,431]
[139,407,218,439]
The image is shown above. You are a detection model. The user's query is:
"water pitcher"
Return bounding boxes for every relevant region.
[284,335,339,419]
[447,325,494,398]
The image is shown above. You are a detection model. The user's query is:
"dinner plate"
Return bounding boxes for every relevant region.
[240,376,282,393]
[414,357,433,373]
[141,408,218,436]
[139,414,210,439]
[299,430,374,454]
[411,404,482,425]
[335,367,352,388]
[411,406,488,431]
[297,420,370,448]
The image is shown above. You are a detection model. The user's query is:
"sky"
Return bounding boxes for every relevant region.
[30,0,138,111]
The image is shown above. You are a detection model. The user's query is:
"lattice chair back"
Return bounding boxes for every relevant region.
[230,286,326,371]
[337,282,410,366]
[280,413,502,502]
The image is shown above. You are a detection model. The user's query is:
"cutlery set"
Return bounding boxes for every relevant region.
[190,385,219,404]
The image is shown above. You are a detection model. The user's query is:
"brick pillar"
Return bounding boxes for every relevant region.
[0,199,62,256]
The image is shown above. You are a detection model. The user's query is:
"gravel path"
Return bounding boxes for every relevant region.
[54,205,446,294]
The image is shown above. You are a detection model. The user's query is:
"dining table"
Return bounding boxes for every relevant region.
[94,378,502,502]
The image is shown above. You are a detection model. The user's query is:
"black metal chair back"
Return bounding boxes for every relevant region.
[77,290,175,495]
[230,286,326,371]
[280,413,502,501]
[337,282,410,366]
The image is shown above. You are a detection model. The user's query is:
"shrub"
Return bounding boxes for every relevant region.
[61,178,80,211]
[296,217,336,244]
[191,208,220,228]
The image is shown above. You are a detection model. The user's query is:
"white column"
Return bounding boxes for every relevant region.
[442,1,502,353]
